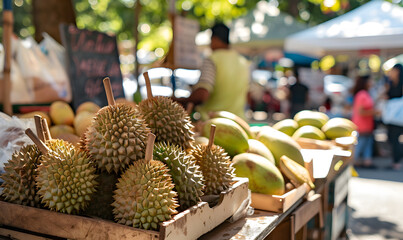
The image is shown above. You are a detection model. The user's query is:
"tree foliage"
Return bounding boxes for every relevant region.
[1,0,401,52]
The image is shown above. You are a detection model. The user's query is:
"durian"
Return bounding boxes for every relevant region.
[153,142,204,210]
[85,78,150,173]
[26,129,98,214]
[138,72,194,150]
[0,115,44,207]
[112,134,179,230]
[190,125,235,195]
[0,144,42,207]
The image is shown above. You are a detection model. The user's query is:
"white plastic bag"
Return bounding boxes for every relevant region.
[39,32,67,70]
[0,113,36,178]
[32,36,72,102]
[382,97,403,126]
[14,37,71,103]
[0,40,34,104]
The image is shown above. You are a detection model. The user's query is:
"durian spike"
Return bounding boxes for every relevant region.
[103,77,116,106]
[145,133,156,162]
[186,102,194,115]
[41,118,52,141]
[34,115,45,142]
[25,128,49,155]
[143,72,153,99]
[208,124,216,149]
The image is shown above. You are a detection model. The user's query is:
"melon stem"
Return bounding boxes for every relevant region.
[34,115,45,142]
[25,128,49,155]
[208,124,216,149]
[143,72,153,99]
[145,133,156,162]
[41,118,52,141]
[103,77,116,106]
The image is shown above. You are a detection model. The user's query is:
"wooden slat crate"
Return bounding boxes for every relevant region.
[0,178,249,240]
[250,184,309,213]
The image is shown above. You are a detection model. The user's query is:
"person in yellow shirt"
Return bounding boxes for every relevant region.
[174,23,250,120]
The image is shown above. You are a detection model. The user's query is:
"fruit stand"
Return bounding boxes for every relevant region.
[1,17,357,237]
[0,118,355,240]
[0,0,358,238]
[0,105,356,240]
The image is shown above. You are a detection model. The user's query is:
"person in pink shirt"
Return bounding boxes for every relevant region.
[352,75,379,168]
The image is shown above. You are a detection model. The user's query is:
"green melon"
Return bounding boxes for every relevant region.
[202,118,249,156]
[292,125,326,140]
[247,139,275,165]
[233,153,284,195]
[294,110,329,129]
[272,119,299,136]
[322,118,357,139]
[257,126,304,166]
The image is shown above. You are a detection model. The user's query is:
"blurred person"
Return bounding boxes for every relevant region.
[385,63,403,170]
[352,75,379,168]
[288,68,309,118]
[174,23,250,120]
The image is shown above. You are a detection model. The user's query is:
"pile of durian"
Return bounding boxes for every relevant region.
[0,74,235,231]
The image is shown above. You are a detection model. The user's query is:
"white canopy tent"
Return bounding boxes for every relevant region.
[196,1,307,55]
[284,0,403,58]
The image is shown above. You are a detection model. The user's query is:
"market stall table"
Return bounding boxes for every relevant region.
[0,145,353,240]
[199,197,304,240]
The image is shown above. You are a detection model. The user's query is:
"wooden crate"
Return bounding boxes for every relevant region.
[0,178,249,240]
[250,184,309,213]
[296,133,357,151]
[301,149,352,180]
[296,138,335,150]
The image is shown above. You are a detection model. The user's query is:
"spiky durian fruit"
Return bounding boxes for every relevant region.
[36,140,98,214]
[153,142,204,210]
[84,172,118,220]
[77,133,88,153]
[85,103,150,173]
[138,96,194,150]
[0,145,42,207]
[45,138,74,155]
[190,144,235,195]
[112,159,179,230]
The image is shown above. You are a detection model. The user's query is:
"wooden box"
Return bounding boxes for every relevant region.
[301,149,352,180]
[296,137,335,150]
[0,178,249,240]
[250,183,309,213]
[296,132,357,151]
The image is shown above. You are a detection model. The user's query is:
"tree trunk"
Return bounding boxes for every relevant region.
[32,0,76,43]
[287,0,300,18]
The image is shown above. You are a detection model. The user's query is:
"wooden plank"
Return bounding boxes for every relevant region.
[304,158,314,183]
[0,201,159,240]
[199,197,304,240]
[251,184,309,213]
[292,194,322,232]
[301,149,351,180]
[0,178,249,240]
[0,227,53,240]
[296,138,334,150]
[199,210,279,240]
[160,177,249,240]
[331,202,347,240]
[265,216,293,240]
[332,166,351,208]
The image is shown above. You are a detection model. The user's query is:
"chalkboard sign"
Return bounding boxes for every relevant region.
[173,16,201,69]
[60,24,125,109]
